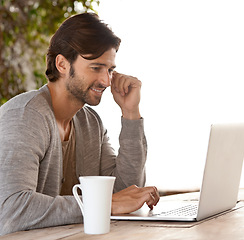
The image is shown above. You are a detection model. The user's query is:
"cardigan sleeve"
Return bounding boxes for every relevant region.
[100,117,147,192]
[0,106,82,236]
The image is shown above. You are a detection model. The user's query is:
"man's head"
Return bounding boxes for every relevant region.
[45,13,121,82]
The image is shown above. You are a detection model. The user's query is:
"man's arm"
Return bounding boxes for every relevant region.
[99,72,147,191]
[99,116,147,191]
[0,107,81,235]
[112,72,146,191]
[97,72,145,189]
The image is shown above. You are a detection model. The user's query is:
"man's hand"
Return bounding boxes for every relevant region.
[111,185,160,215]
[111,72,142,120]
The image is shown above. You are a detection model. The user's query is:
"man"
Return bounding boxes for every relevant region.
[0,13,159,235]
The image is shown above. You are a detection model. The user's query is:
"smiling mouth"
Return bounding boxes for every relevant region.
[90,87,106,94]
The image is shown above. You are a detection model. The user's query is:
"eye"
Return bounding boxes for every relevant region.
[91,67,101,72]
[108,68,114,74]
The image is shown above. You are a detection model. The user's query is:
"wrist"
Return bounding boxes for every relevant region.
[122,108,141,120]
[111,202,116,215]
[111,195,120,215]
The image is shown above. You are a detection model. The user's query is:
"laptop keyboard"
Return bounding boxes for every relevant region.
[153,204,198,217]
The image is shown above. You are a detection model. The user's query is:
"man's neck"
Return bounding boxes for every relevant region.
[47,82,84,139]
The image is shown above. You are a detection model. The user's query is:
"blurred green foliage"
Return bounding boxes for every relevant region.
[0,0,99,105]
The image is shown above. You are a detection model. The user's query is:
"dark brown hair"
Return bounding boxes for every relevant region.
[45,13,121,82]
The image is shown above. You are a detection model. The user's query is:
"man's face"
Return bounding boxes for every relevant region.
[65,48,116,106]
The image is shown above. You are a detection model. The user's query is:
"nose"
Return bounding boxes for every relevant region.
[100,70,112,87]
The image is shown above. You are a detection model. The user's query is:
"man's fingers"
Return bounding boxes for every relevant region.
[112,71,140,96]
[111,185,160,215]
[146,193,156,208]
[152,186,160,205]
[138,186,160,209]
[112,73,127,96]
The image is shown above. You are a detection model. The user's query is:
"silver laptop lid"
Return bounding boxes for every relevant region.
[111,123,244,222]
[197,123,244,220]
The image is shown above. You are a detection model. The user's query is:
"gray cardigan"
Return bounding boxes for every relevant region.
[0,85,147,235]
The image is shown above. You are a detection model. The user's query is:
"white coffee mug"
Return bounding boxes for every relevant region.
[72,176,116,235]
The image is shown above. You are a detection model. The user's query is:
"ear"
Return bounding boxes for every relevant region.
[55,54,69,75]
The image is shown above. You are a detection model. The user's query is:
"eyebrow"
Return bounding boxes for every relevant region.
[89,63,116,69]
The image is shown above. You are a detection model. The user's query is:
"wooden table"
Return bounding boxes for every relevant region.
[2,189,244,240]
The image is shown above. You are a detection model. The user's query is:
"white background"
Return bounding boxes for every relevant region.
[92,0,244,191]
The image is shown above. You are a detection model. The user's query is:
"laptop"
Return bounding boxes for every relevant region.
[111,123,244,222]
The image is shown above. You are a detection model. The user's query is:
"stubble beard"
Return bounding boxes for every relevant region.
[66,67,102,106]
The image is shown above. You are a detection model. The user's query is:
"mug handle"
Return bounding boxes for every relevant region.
[72,184,84,216]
